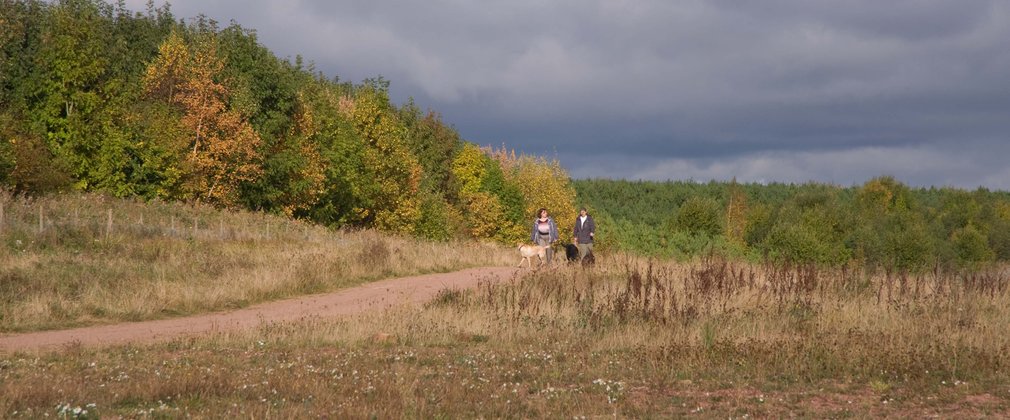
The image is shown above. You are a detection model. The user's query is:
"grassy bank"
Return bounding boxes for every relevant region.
[2,254,1009,417]
[0,192,512,332]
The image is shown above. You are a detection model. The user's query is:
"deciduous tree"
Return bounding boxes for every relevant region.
[143,28,262,206]
[339,86,422,234]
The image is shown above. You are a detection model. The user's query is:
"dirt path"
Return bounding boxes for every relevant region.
[0,266,522,353]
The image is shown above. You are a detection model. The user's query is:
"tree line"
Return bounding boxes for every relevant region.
[575,177,1010,271]
[4,0,1008,272]
[0,0,576,243]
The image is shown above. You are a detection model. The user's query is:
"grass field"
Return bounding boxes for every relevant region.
[2,192,1009,417]
[0,191,512,333]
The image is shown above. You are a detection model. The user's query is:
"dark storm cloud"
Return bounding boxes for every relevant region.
[123,0,1010,188]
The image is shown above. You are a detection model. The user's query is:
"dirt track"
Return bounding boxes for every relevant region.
[0,266,521,353]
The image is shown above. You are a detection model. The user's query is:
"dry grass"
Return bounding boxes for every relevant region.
[2,192,1010,417]
[0,191,513,332]
[3,251,1010,417]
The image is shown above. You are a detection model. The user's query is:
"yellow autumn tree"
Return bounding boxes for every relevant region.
[143,30,189,104]
[996,200,1010,222]
[451,143,487,196]
[461,191,504,238]
[856,176,910,216]
[450,143,505,239]
[499,151,577,243]
[143,30,261,206]
[339,87,422,234]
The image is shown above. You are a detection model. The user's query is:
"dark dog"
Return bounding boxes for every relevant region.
[581,250,596,267]
[564,243,579,262]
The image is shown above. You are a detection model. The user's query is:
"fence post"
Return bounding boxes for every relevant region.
[38,205,44,234]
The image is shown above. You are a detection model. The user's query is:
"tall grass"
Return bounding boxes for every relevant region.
[2,252,1008,417]
[2,191,1009,417]
[0,191,513,332]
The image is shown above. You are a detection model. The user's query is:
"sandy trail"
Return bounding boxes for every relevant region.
[0,266,522,353]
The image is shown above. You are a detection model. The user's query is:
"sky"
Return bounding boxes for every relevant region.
[122,0,1010,189]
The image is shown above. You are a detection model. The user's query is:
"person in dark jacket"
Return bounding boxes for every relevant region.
[573,207,596,261]
[530,208,559,263]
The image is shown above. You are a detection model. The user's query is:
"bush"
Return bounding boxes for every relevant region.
[761,204,850,266]
[8,130,73,194]
[952,224,994,268]
[666,231,746,261]
[989,220,1010,261]
[672,196,722,237]
[854,209,934,273]
[414,193,453,241]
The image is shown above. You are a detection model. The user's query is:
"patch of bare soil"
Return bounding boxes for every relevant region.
[0,266,520,353]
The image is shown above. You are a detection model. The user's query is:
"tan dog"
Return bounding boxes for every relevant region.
[517,243,548,268]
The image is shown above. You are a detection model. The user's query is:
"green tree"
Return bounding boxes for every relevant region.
[113,99,188,198]
[851,177,933,272]
[480,150,525,242]
[340,86,422,234]
[215,22,330,215]
[0,113,73,193]
[725,179,749,246]
[399,100,463,196]
[18,0,115,189]
[415,191,458,241]
[310,110,373,227]
[672,196,722,238]
[936,189,981,234]
[875,211,934,273]
[989,219,1010,261]
[952,224,994,268]
[760,190,851,266]
[744,202,774,247]
[0,121,13,185]
[240,87,326,217]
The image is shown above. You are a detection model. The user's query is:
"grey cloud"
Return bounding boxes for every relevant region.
[715,0,995,41]
[564,142,1010,190]
[123,0,1010,188]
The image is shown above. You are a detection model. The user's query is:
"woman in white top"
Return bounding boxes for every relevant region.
[530,208,559,263]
